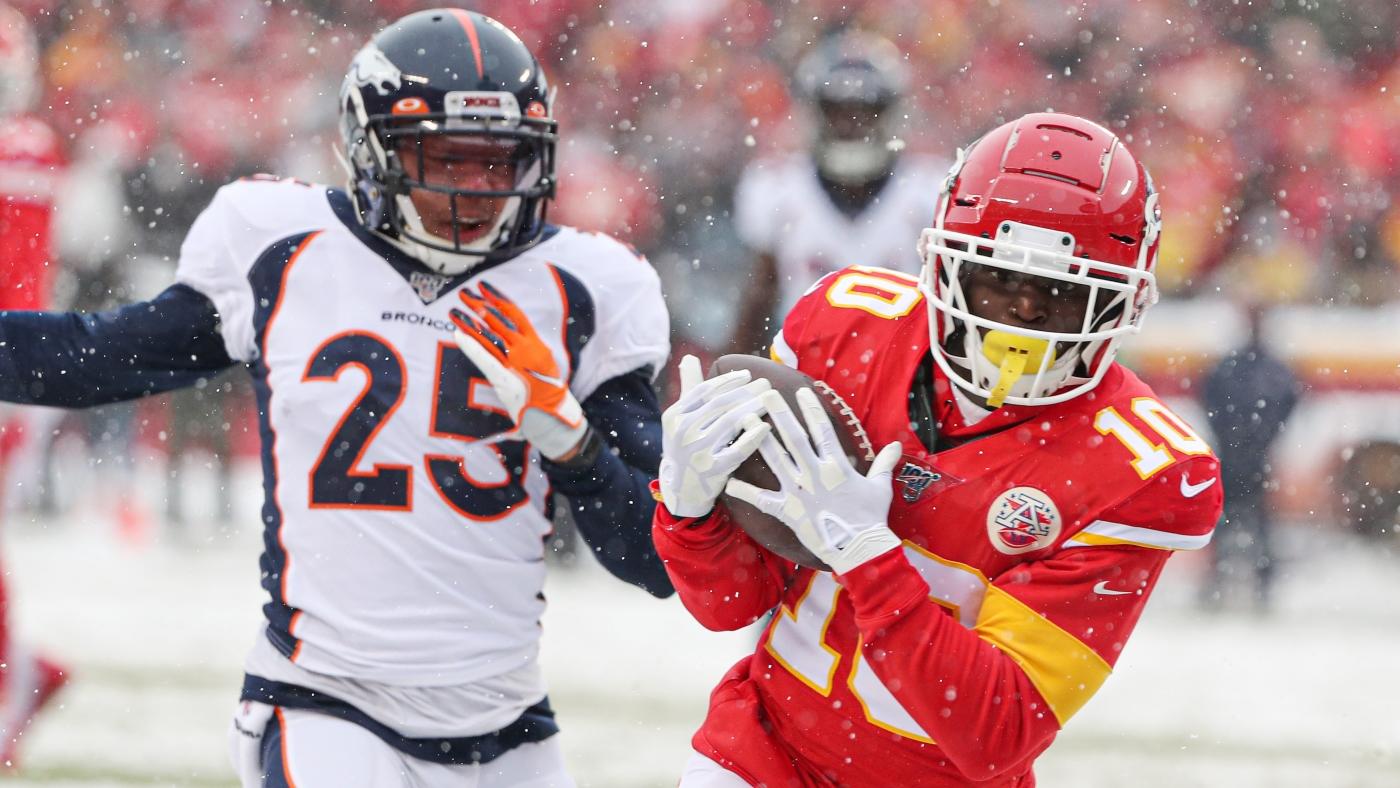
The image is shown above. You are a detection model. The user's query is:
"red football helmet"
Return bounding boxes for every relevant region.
[917,113,1160,406]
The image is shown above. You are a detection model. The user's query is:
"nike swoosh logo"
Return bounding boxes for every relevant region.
[1180,475,1217,499]
[1093,581,1132,596]
[526,368,567,389]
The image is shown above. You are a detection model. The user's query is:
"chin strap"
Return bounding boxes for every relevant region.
[981,330,1053,408]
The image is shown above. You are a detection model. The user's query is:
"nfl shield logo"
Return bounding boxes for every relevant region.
[985,486,1062,555]
[409,271,453,303]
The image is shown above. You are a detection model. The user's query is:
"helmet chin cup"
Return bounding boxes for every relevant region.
[390,191,522,275]
[818,139,893,185]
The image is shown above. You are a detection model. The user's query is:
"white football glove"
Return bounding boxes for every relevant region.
[658,355,772,518]
[726,387,903,575]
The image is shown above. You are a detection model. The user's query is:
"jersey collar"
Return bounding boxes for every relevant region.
[325,187,560,304]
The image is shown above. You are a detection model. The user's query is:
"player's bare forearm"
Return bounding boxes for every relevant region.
[728,253,779,356]
[652,504,790,630]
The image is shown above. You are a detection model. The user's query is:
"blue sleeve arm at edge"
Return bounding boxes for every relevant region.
[541,367,673,598]
[0,284,237,408]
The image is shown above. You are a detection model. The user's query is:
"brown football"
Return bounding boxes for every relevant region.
[711,354,876,572]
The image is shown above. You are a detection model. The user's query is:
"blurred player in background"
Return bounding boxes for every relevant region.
[655,113,1222,786]
[1200,301,1301,614]
[728,30,944,355]
[0,9,671,786]
[0,2,69,769]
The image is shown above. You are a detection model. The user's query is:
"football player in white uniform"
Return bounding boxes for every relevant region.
[0,10,671,787]
[730,30,946,354]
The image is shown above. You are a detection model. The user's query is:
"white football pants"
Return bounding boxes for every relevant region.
[679,750,752,787]
[230,700,575,788]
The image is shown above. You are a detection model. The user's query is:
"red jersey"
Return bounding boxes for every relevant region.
[654,266,1222,787]
[0,114,64,311]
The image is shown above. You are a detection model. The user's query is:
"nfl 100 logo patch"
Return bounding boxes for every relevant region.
[409,271,454,303]
[985,486,1062,555]
[895,462,942,503]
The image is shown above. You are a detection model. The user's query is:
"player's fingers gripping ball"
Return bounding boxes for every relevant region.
[450,281,587,460]
[726,385,903,575]
[658,355,773,519]
[706,355,897,572]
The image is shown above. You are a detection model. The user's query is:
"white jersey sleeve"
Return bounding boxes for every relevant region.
[732,158,789,256]
[548,228,670,400]
[175,177,337,363]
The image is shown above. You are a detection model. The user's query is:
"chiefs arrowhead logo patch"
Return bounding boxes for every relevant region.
[986,486,1061,555]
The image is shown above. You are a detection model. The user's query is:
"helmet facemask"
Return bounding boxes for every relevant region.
[916,115,1162,408]
[814,99,901,186]
[918,179,1159,407]
[343,90,556,275]
[384,120,551,254]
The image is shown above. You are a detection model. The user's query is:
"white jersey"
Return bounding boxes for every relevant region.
[733,154,946,318]
[174,178,668,704]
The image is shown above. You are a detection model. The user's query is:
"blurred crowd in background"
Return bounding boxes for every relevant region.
[3,0,1400,589]
[16,0,1400,313]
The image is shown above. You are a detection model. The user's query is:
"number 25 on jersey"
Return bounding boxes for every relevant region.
[304,333,528,521]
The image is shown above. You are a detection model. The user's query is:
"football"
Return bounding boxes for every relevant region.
[711,354,876,572]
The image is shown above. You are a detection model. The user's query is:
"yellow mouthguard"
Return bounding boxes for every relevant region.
[981,330,1054,408]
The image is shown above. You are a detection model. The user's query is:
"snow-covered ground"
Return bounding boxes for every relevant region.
[3,461,1398,787]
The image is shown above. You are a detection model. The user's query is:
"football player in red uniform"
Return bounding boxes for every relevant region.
[0,2,70,769]
[654,112,1223,787]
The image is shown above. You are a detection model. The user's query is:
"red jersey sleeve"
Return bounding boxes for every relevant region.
[768,270,841,367]
[652,492,796,632]
[835,454,1222,781]
[0,201,53,311]
[0,116,64,312]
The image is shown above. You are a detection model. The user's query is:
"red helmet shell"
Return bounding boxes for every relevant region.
[941,113,1158,271]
